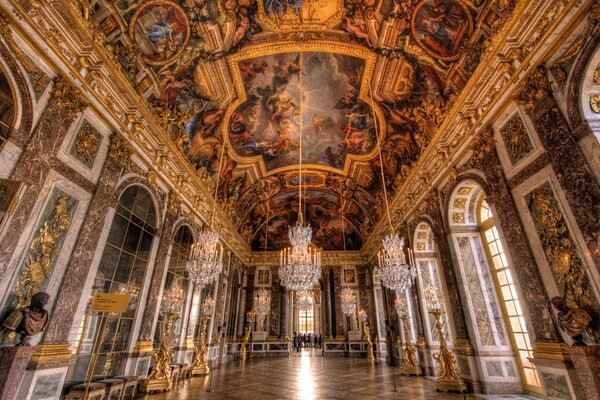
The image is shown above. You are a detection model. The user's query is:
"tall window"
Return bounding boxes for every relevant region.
[77,185,157,377]
[153,225,193,349]
[479,199,540,391]
[299,307,314,333]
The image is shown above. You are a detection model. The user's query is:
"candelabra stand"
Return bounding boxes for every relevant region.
[240,324,252,360]
[141,310,177,393]
[362,322,374,361]
[399,314,420,376]
[192,314,210,376]
[431,309,466,392]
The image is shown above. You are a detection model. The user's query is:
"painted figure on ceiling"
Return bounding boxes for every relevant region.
[265,0,304,17]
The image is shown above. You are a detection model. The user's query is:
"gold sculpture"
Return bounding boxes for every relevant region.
[240,324,252,360]
[431,309,467,392]
[141,310,177,393]
[362,322,374,361]
[14,196,71,311]
[192,314,210,376]
[399,315,420,376]
[73,123,101,166]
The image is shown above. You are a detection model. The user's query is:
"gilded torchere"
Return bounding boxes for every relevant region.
[193,296,215,376]
[424,283,466,393]
[140,310,178,393]
[141,285,183,393]
[399,314,420,376]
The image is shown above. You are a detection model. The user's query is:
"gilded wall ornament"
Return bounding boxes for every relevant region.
[50,77,89,118]
[72,122,101,167]
[108,133,133,166]
[14,195,72,310]
[527,184,599,334]
[513,65,551,111]
[594,68,600,85]
[499,113,533,164]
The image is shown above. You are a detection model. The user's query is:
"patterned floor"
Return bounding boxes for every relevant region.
[137,351,530,400]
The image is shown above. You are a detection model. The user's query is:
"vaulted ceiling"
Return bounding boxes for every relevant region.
[98,0,509,251]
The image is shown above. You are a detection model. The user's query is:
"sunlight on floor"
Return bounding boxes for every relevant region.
[297,351,316,399]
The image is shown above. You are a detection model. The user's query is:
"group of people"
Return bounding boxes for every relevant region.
[292,332,321,352]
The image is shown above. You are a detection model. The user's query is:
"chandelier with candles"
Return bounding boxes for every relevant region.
[186,137,227,287]
[279,52,321,292]
[296,290,314,311]
[369,86,417,292]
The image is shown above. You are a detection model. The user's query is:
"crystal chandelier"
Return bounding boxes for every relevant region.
[377,234,416,292]
[162,284,184,314]
[340,288,357,316]
[186,228,224,288]
[254,288,271,317]
[278,57,322,292]
[296,290,314,311]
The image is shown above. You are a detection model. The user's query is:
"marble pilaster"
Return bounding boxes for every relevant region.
[333,268,343,338]
[0,91,83,284]
[528,93,600,275]
[0,347,35,400]
[137,206,179,342]
[269,270,280,337]
[478,135,562,342]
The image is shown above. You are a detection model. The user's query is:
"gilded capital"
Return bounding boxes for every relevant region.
[513,65,551,111]
[50,76,89,118]
[109,132,133,166]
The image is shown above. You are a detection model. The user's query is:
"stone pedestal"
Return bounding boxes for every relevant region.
[570,345,600,400]
[347,331,361,341]
[0,346,35,400]
[253,331,267,341]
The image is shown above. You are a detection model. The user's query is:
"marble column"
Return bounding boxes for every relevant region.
[269,270,280,337]
[476,131,562,342]
[524,73,600,275]
[137,205,179,342]
[0,78,88,283]
[41,155,123,345]
[427,207,470,341]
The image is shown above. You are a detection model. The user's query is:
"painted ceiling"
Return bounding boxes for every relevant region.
[98,0,506,250]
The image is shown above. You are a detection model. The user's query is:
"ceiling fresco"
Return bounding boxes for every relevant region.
[95,0,507,250]
[228,51,376,171]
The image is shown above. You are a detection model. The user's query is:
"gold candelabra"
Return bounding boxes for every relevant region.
[399,315,420,376]
[431,309,466,392]
[192,314,210,376]
[240,324,252,360]
[141,310,177,393]
[362,322,374,361]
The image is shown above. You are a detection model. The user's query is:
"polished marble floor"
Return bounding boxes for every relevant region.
[137,350,513,400]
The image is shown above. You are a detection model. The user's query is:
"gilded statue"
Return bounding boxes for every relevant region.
[550,296,593,346]
[2,292,50,346]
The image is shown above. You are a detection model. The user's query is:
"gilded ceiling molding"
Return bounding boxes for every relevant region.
[513,65,552,111]
[49,76,89,118]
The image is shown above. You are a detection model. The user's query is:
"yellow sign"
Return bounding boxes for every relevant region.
[91,293,130,313]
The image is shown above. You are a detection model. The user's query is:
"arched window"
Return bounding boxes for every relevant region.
[478,199,540,390]
[449,179,540,392]
[153,225,193,350]
[0,67,16,146]
[72,185,157,378]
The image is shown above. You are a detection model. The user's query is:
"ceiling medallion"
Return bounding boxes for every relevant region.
[129,0,190,66]
[590,94,600,114]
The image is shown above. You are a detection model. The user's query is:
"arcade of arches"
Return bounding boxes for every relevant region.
[0,0,600,399]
